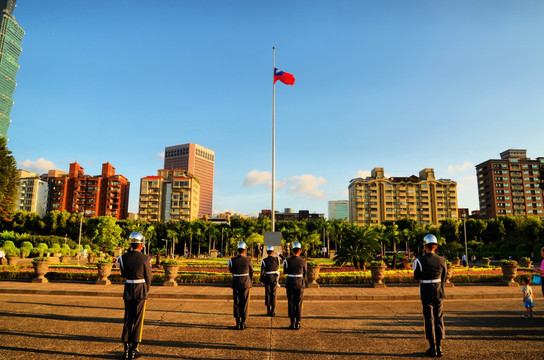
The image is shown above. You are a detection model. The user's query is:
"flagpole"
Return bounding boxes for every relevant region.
[272,46,276,233]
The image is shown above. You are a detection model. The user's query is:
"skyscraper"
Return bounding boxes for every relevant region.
[0,0,24,139]
[164,143,214,217]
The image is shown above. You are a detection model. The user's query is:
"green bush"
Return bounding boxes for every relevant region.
[2,240,16,249]
[4,247,20,257]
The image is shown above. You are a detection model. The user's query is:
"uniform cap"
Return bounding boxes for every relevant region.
[266,245,274,252]
[292,241,302,249]
[129,232,145,244]
[237,241,247,250]
[423,234,438,245]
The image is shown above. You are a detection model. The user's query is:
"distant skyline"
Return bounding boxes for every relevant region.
[8,1,544,218]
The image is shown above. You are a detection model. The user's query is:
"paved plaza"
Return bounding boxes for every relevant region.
[0,282,543,359]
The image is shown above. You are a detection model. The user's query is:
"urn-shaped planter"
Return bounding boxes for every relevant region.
[60,256,70,264]
[96,263,114,285]
[7,256,19,266]
[162,264,180,286]
[370,265,387,288]
[452,258,460,266]
[306,265,320,288]
[480,259,490,266]
[32,260,50,283]
[519,261,533,268]
[501,264,518,286]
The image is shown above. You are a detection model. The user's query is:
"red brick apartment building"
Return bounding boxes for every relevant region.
[46,162,130,219]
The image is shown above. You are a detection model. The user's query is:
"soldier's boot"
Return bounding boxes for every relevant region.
[240,317,246,330]
[266,305,271,316]
[129,343,142,359]
[425,340,436,357]
[235,317,241,330]
[123,342,130,359]
[436,340,443,357]
[270,305,275,317]
[295,317,301,330]
[289,318,296,330]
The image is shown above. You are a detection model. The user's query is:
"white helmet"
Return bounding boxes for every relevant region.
[129,232,144,244]
[266,245,274,252]
[292,241,302,249]
[237,241,247,250]
[423,234,438,245]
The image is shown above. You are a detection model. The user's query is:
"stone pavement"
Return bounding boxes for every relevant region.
[0,280,541,301]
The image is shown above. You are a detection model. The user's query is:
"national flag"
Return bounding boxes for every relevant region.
[274,68,295,85]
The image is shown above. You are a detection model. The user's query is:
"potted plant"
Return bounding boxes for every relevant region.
[480,257,490,266]
[32,257,50,283]
[500,259,518,286]
[452,257,461,266]
[369,260,387,288]
[60,247,71,263]
[306,260,320,288]
[95,258,114,285]
[161,259,181,286]
[519,257,532,268]
[444,261,454,287]
[5,247,20,265]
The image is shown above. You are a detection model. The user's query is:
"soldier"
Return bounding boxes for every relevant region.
[283,241,307,330]
[228,241,254,330]
[260,245,285,316]
[118,232,152,359]
[413,234,447,358]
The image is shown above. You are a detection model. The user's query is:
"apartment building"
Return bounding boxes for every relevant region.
[348,167,458,226]
[16,170,48,216]
[476,149,544,219]
[138,169,200,222]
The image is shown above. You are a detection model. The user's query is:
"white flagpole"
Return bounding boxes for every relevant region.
[272,46,276,233]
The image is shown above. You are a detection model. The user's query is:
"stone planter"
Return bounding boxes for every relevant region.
[60,256,70,264]
[452,259,460,266]
[162,264,180,286]
[501,264,518,286]
[370,265,387,288]
[444,267,454,287]
[7,256,19,266]
[96,263,114,285]
[329,250,336,260]
[32,261,50,283]
[519,261,533,268]
[306,265,320,288]
[88,255,95,263]
[210,249,218,259]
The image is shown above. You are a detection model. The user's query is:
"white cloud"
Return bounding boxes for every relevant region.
[447,161,474,173]
[286,174,328,199]
[243,170,271,187]
[457,175,477,190]
[156,152,165,160]
[356,170,371,178]
[18,158,56,174]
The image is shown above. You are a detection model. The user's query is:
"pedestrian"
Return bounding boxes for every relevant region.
[118,232,152,360]
[228,241,254,330]
[260,245,285,316]
[413,234,447,357]
[461,254,467,267]
[522,276,535,318]
[283,241,307,330]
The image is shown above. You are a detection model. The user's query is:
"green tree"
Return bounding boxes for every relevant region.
[0,138,18,222]
[91,216,123,252]
[334,224,380,270]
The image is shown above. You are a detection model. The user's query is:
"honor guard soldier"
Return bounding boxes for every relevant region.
[283,241,307,330]
[118,232,152,359]
[414,234,447,357]
[260,245,285,316]
[228,241,254,330]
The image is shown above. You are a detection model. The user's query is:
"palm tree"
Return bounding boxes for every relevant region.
[334,224,380,270]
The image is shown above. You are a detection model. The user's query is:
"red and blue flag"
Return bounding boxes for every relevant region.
[274,68,295,85]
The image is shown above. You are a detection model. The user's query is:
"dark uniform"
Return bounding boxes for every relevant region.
[260,254,284,315]
[283,254,307,328]
[228,254,254,328]
[118,248,152,358]
[414,251,447,354]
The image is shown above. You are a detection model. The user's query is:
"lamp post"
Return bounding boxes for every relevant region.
[462,212,468,268]
[77,211,83,265]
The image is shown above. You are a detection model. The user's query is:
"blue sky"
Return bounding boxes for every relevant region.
[7,0,544,217]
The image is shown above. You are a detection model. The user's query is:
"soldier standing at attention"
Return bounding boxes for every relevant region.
[260,245,285,316]
[283,241,307,330]
[228,241,254,330]
[118,232,152,359]
[413,234,447,358]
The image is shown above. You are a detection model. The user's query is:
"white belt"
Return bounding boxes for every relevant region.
[421,279,441,284]
[126,279,146,284]
[266,271,280,275]
[287,274,303,277]
[233,274,249,277]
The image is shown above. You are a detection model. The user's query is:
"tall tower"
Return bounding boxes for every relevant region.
[164,143,214,218]
[0,0,24,139]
